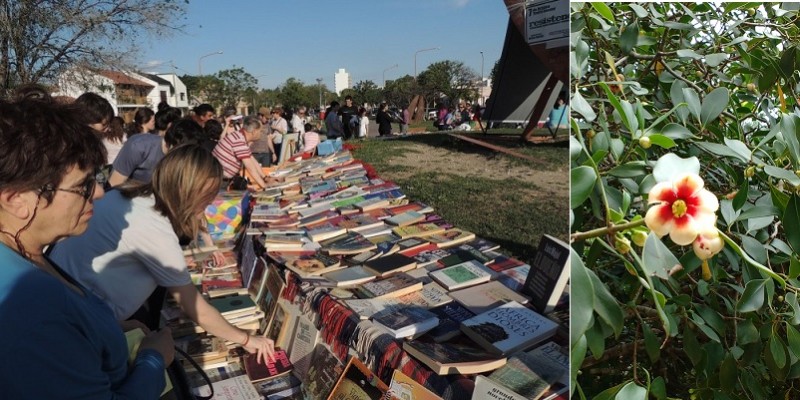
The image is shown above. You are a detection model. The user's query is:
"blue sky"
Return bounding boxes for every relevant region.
[140,0,510,90]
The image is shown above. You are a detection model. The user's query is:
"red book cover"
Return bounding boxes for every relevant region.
[243,349,293,383]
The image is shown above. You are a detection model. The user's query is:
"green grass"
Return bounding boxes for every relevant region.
[350,134,569,263]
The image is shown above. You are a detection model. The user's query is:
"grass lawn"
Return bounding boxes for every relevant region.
[349,133,569,263]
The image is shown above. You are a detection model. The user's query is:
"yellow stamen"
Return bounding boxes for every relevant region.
[701,259,711,281]
[672,199,688,218]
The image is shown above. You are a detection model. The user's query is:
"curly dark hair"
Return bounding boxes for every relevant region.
[0,86,106,204]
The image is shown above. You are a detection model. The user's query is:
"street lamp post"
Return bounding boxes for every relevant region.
[316,78,323,113]
[382,64,398,88]
[197,50,223,76]
[252,74,267,114]
[480,51,485,83]
[414,47,440,80]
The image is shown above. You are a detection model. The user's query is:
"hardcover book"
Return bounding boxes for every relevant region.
[388,369,443,400]
[288,315,320,381]
[449,281,531,315]
[363,253,418,278]
[243,349,293,383]
[321,266,378,287]
[472,375,528,400]
[522,235,571,314]
[301,343,346,400]
[460,301,558,356]
[429,260,493,291]
[425,302,476,342]
[373,306,440,338]
[285,253,344,277]
[392,223,446,239]
[321,231,378,255]
[353,273,423,299]
[402,338,507,375]
[327,356,391,400]
[489,342,569,400]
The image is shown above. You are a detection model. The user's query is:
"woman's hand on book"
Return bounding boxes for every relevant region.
[141,327,175,366]
[243,335,276,364]
[210,251,225,267]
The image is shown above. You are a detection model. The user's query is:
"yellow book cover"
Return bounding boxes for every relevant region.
[124,328,173,396]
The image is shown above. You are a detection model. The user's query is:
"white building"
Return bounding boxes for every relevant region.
[334,68,351,95]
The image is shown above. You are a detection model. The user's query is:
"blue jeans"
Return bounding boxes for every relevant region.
[253,152,272,167]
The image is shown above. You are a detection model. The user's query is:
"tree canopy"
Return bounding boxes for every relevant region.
[571,2,800,399]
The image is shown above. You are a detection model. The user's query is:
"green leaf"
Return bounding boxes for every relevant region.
[790,257,800,280]
[677,49,703,59]
[770,334,787,369]
[571,249,595,346]
[571,166,597,208]
[587,268,624,337]
[608,162,648,178]
[780,46,797,78]
[628,3,648,18]
[695,304,726,338]
[719,354,737,392]
[695,142,749,163]
[723,138,752,162]
[571,334,587,394]
[661,123,694,140]
[720,232,784,286]
[787,292,800,325]
[786,322,800,357]
[599,82,631,131]
[737,278,767,313]
[700,87,729,126]
[647,134,675,149]
[783,194,800,252]
[571,91,597,122]
[682,87,701,119]
[737,319,759,344]
[732,179,749,211]
[759,66,778,92]
[586,319,606,358]
[591,2,615,24]
[764,165,800,186]
[771,184,790,213]
[642,232,679,280]
[734,205,779,222]
[705,53,729,67]
[642,322,660,363]
[620,21,639,54]
[615,381,647,400]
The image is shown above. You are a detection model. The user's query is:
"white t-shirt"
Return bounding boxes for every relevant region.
[359,116,368,138]
[103,137,125,165]
[50,190,191,320]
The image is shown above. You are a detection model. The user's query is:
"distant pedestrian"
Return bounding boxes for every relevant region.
[436,104,448,131]
[339,95,358,140]
[400,104,410,135]
[376,103,392,137]
[325,101,344,139]
[270,106,288,161]
[358,107,369,139]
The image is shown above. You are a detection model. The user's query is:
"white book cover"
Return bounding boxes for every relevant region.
[192,375,260,400]
[429,260,493,290]
[460,301,558,356]
[472,375,528,400]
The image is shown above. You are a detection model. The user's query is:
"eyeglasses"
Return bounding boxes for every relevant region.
[44,168,106,200]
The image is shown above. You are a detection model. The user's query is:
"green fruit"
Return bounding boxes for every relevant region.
[631,230,648,247]
[745,166,755,178]
[747,83,756,92]
[696,70,704,78]
[615,236,632,255]
[587,129,596,140]
[639,136,652,149]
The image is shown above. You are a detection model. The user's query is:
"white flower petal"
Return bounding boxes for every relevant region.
[669,222,699,246]
[647,181,675,205]
[694,188,719,213]
[645,205,673,237]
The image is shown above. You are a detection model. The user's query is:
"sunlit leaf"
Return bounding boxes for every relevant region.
[737,279,767,313]
[571,166,597,208]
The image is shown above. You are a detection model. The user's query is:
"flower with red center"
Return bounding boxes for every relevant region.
[645,173,719,246]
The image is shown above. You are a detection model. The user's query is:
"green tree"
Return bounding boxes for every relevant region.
[417,60,479,107]
[383,75,415,107]
[571,3,800,399]
[352,80,382,107]
[277,78,308,111]
[0,0,185,94]
[215,67,257,109]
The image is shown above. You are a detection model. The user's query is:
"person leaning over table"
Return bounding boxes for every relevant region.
[0,85,174,399]
[49,144,277,365]
[213,115,280,190]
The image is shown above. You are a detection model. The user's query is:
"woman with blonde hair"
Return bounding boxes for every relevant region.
[51,144,276,364]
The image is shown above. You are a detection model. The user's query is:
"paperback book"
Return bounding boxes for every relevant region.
[285,253,344,277]
[373,306,439,338]
[392,223,446,239]
[424,302,476,342]
[522,235,571,314]
[243,349,293,383]
[327,356,392,400]
[449,280,531,315]
[321,231,378,255]
[353,273,423,299]
[388,369,443,400]
[402,338,507,375]
[301,343,346,400]
[429,260,494,291]
[363,253,418,278]
[460,301,558,356]
[321,265,378,287]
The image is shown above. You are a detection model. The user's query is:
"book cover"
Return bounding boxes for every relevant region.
[288,315,319,381]
[247,257,268,304]
[425,302,476,342]
[373,306,439,338]
[243,349,293,383]
[460,301,558,356]
[394,237,431,253]
[497,264,531,292]
[275,300,301,351]
[392,223,446,239]
[192,374,260,400]
[464,238,501,253]
[385,211,426,227]
[388,369,443,400]
[285,253,344,277]
[208,294,257,317]
[486,342,569,400]
[125,329,173,396]
[337,213,384,233]
[322,266,378,287]
[412,248,453,268]
[522,235,570,314]
[343,298,405,320]
[301,343,346,400]
[472,375,528,400]
[363,253,417,278]
[298,210,341,228]
[354,273,423,299]
[175,335,228,363]
[357,224,393,238]
[426,229,476,248]
[429,260,493,291]
[449,281,531,315]
[257,263,286,334]
[399,243,439,258]
[437,248,492,268]
[327,356,391,400]
[256,374,302,400]
[306,222,349,242]
[402,339,507,375]
[397,282,453,308]
[386,201,434,216]
[355,197,391,212]
[186,362,244,393]
[487,255,526,272]
[524,342,570,399]
[321,231,378,255]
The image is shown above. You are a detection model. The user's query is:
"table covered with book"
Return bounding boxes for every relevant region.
[170,148,570,400]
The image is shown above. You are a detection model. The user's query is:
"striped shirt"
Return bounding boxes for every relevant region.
[212,130,252,178]
[302,131,321,153]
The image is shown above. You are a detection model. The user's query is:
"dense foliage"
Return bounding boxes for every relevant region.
[570,2,800,399]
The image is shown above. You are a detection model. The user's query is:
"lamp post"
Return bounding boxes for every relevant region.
[316,78,323,112]
[252,74,267,114]
[414,47,439,80]
[197,50,223,75]
[382,64,398,88]
[480,51,485,83]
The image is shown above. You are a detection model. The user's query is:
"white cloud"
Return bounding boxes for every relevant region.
[451,0,469,8]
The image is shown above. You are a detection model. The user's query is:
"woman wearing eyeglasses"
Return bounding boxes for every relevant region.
[0,86,174,398]
[50,144,277,365]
